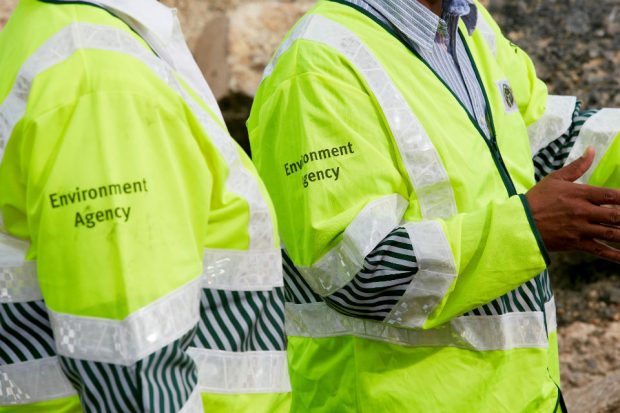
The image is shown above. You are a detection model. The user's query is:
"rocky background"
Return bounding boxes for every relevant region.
[1,0,619,411]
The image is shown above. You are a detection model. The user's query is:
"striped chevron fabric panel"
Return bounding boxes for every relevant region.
[325,227,418,320]
[284,229,555,320]
[282,250,323,304]
[533,105,598,181]
[59,329,198,413]
[191,288,286,352]
[464,270,553,316]
[283,227,417,320]
[0,300,56,364]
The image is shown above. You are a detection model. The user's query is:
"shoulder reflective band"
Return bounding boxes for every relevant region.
[286,302,549,351]
[264,14,458,221]
[297,194,408,297]
[385,220,457,328]
[202,249,283,291]
[475,7,497,56]
[0,232,40,304]
[49,277,202,366]
[0,22,276,252]
[528,95,577,156]
[565,108,620,184]
[0,357,76,405]
[187,348,291,394]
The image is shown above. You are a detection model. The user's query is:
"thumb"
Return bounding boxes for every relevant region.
[552,147,595,182]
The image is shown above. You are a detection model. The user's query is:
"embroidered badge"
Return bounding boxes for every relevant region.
[497,80,517,113]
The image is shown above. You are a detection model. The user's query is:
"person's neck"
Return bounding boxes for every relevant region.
[418,0,443,16]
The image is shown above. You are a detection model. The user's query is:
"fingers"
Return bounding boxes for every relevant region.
[580,239,620,263]
[583,204,620,226]
[582,223,620,244]
[581,185,620,206]
[551,147,595,182]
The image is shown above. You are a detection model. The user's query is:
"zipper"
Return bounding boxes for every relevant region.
[457,30,518,196]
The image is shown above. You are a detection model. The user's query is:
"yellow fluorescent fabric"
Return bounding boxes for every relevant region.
[0,0,288,411]
[250,4,548,326]
[0,396,82,413]
[287,336,559,413]
[248,0,565,411]
[201,393,291,413]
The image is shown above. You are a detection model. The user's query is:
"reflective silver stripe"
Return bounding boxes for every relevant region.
[187,348,291,394]
[298,194,408,296]
[178,387,204,413]
[264,14,457,220]
[286,302,548,351]
[49,277,202,366]
[475,7,497,56]
[544,297,557,334]
[565,108,620,183]
[0,22,276,251]
[385,220,457,328]
[0,232,41,303]
[202,249,283,291]
[528,95,577,156]
[0,357,76,405]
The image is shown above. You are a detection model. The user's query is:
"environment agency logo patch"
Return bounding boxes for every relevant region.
[497,80,517,113]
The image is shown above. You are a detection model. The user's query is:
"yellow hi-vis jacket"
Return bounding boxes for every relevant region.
[249,1,619,412]
[0,0,290,412]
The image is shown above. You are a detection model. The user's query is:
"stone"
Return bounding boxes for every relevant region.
[565,371,620,413]
[227,2,313,96]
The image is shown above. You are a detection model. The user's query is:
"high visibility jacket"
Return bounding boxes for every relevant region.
[0,1,290,412]
[249,1,620,412]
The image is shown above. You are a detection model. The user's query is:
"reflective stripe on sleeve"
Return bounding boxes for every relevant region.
[528,95,577,156]
[0,232,41,304]
[565,108,620,183]
[264,14,457,221]
[49,277,202,366]
[286,302,548,351]
[187,348,291,394]
[202,249,283,291]
[297,194,408,297]
[0,357,77,405]
[384,220,457,328]
[544,297,557,334]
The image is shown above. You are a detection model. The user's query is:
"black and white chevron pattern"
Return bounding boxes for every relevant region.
[464,270,553,316]
[533,106,598,181]
[59,329,198,413]
[325,227,418,320]
[0,300,56,364]
[191,288,286,352]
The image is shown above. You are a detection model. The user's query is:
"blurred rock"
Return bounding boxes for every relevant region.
[0,0,17,28]
[565,370,620,413]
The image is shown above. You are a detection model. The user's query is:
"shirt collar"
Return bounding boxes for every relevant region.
[362,0,478,52]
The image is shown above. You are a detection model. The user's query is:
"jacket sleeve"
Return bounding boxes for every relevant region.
[477,2,620,187]
[0,90,211,412]
[249,70,548,330]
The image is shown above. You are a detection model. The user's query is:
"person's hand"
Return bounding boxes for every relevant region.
[525,147,620,263]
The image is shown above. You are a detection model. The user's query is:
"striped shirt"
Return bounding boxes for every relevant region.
[343,0,492,138]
